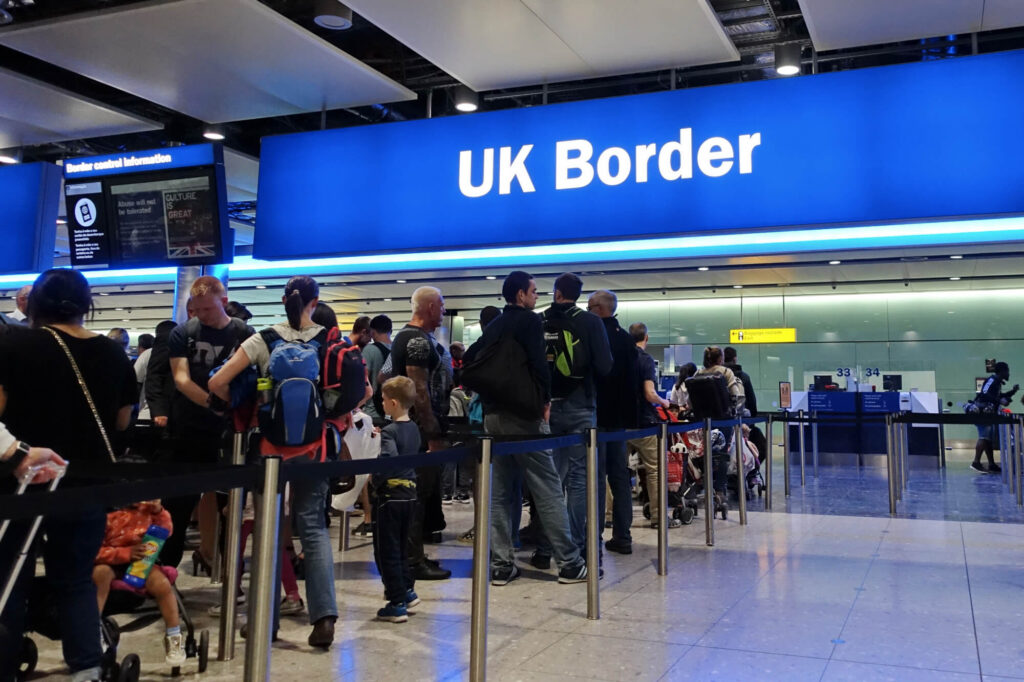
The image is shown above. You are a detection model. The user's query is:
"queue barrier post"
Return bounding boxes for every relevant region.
[797,410,807,487]
[764,416,773,511]
[585,428,600,617]
[901,418,910,492]
[1016,417,1023,509]
[782,412,791,498]
[1002,423,1010,486]
[217,431,246,661]
[657,422,669,576]
[244,456,281,682]
[733,423,747,525]
[1010,418,1019,499]
[885,414,896,515]
[470,438,493,682]
[894,419,903,501]
[811,410,820,479]
[703,418,714,547]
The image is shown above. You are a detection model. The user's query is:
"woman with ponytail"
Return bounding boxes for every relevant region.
[0,269,137,681]
[208,275,338,649]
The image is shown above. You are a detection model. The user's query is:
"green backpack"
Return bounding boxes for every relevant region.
[543,306,588,395]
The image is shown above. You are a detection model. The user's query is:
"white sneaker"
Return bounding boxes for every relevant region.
[165,633,187,666]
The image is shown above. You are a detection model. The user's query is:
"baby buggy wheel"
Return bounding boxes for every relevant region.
[677,506,695,525]
[198,629,210,673]
[16,636,37,680]
[117,653,141,682]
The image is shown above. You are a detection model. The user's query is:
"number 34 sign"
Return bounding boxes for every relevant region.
[837,368,880,377]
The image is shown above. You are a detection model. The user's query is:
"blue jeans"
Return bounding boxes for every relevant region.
[537,402,595,556]
[600,438,633,542]
[0,509,106,681]
[485,412,583,572]
[256,460,337,629]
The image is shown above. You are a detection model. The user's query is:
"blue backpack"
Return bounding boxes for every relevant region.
[258,328,328,448]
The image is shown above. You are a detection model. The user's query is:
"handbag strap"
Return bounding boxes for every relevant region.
[43,326,117,463]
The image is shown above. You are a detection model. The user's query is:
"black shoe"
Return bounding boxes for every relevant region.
[411,560,452,581]
[604,538,633,555]
[425,530,443,544]
[529,551,551,570]
[988,463,1002,474]
[240,622,279,642]
[308,616,335,649]
[491,564,520,586]
[352,521,373,537]
[442,494,454,505]
[454,492,471,504]
[970,461,986,473]
[557,562,588,584]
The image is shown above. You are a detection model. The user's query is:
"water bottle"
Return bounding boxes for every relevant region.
[122,525,170,588]
[257,376,274,405]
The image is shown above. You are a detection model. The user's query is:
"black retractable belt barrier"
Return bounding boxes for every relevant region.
[596,427,660,443]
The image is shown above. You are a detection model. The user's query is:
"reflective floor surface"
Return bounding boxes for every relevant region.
[24,491,1024,681]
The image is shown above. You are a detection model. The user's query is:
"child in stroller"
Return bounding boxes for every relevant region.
[676,428,731,520]
[93,500,209,675]
[727,424,765,499]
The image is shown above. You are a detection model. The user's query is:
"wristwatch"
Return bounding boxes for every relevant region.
[6,441,30,470]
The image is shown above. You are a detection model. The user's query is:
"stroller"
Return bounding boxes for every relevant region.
[675,427,730,521]
[638,433,697,526]
[727,425,766,500]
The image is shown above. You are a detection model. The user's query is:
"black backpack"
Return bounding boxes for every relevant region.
[685,374,734,420]
[542,306,588,397]
[462,334,545,420]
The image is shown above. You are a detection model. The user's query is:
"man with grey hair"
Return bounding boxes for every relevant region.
[588,289,640,552]
[8,285,31,322]
[390,285,453,581]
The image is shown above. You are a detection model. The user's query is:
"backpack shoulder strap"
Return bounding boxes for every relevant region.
[259,328,282,351]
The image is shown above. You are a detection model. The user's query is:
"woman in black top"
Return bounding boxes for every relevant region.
[0,269,136,682]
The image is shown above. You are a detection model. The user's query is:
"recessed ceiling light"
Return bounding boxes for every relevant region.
[115,307,123,311]
[485,276,496,280]
[733,285,743,289]
[949,277,961,281]
[829,260,841,265]
[202,128,225,141]
[56,218,67,225]
[99,292,109,296]
[313,0,353,29]
[454,85,479,113]
[698,267,709,272]
[255,285,266,289]
[396,279,406,284]
[121,319,130,323]
[383,298,392,302]
[153,290,164,294]
[949,255,963,259]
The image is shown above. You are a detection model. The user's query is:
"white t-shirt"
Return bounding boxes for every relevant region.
[240,322,325,374]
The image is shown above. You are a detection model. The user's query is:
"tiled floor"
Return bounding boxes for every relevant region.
[23,510,1024,680]
[22,452,1024,680]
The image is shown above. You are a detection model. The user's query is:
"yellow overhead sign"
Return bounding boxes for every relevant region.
[729,328,797,344]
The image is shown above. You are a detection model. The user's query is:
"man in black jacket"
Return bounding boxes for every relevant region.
[464,271,588,586]
[534,273,612,564]
[724,346,767,460]
[973,361,1018,473]
[588,289,638,554]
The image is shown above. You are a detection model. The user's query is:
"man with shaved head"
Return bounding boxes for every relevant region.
[390,286,454,581]
[8,285,30,322]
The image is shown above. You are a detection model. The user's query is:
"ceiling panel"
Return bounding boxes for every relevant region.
[0,0,416,124]
[799,0,983,52]
[345,0,737,92]
[0,68,161,148]
[223,148,258,203]
[981,0,1024,31]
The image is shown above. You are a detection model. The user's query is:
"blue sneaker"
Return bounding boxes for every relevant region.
[405,590,420,613]
[376,601,408,623]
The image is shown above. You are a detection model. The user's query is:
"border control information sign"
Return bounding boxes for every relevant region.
[256,50,1024,260]
[779,382,792,410]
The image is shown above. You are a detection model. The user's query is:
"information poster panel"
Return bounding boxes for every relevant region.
[66,181,111,266]
[779,381,792,409]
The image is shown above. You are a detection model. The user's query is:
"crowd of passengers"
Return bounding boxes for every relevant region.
[0,268,762,681]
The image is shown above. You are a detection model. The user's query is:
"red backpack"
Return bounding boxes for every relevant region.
[322,327,368,418]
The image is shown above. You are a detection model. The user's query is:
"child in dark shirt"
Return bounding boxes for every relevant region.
[373,376,422,623]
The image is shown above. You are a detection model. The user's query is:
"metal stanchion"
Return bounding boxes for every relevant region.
[703,418,714,547]
[798,409,806,486]
[1016,417,1023,508]
[657,422,669,575]
[938,421,946,469]
[585,428,600,618]
[765,416,773,511]
[470,438,493,682]
[885,414,896,515]
[244,457,281,682]
[892,420,901,501]
[901,420,910,491]
[210,504,223,585]
[811,410,819,479]
[733,423,747,525]
[218,432,246,661]
[1001,423,1010,486]
[1009,419,1018,499]
[782,412,791,498]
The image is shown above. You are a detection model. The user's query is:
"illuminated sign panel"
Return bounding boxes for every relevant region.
[729,328,797,344]
[256,50,1024,261]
